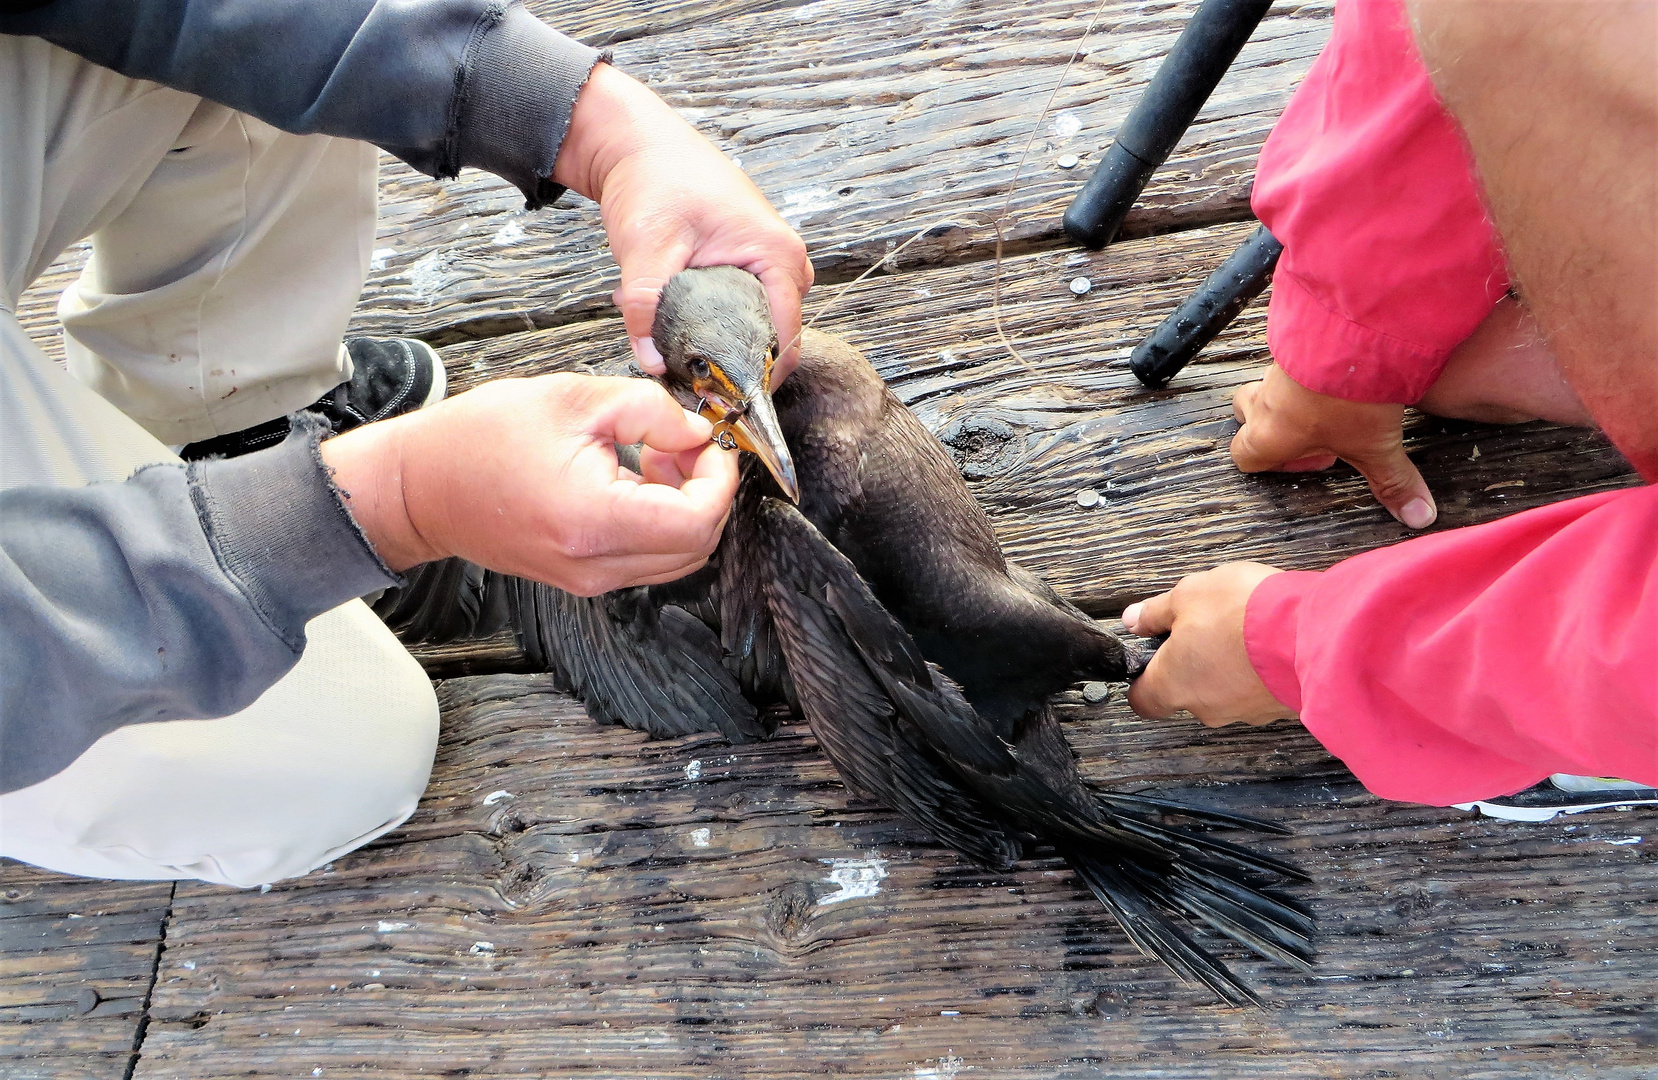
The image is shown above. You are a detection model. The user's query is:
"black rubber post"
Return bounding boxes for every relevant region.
[1063,0,1274,249]
[1130,224,1282,388]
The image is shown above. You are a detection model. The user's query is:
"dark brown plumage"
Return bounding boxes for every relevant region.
[377,267,1313,1005]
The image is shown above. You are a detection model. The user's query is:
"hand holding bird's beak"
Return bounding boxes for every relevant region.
[323,373,738,594]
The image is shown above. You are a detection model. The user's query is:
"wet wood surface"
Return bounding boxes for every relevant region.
[5,0,1654,1076]
[352,0,1333,345]
[127,678,1658,1079]
[0,865,171,1080]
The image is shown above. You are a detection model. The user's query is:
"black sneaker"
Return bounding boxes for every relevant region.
[178,337,447,460]
[1453,774,1658,821]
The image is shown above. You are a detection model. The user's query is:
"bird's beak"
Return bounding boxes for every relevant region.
[730,384,800,503]
[697,356,800,503]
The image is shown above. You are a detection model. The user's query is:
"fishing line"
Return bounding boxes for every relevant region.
[775,0,1113,372]
[991,0,1114,373]
[779,215,973,361]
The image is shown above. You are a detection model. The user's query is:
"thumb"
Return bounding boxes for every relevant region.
[612,237,696,360]
[1348,441,1438,530]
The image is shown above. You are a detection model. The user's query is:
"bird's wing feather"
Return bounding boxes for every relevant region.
[373,557,513,644]
[755,497,1023,867]
[716,471,792,701]
[508,576,770,744]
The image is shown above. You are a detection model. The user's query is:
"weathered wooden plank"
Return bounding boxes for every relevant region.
[354,0,1330,344]
[425,221,1638,623]
[0,861,172,1080]
[527,0,811,46]
[131,673,1658,1078]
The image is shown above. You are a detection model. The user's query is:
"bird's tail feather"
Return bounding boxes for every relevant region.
[1152,862,1315,971]
[1065,851,1268,1008]
[1061,798,1315,1008]
[1101,801,1309,882]
[1097,790,1294,836]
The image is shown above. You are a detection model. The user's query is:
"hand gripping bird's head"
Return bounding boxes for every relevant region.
[651,266,800,503]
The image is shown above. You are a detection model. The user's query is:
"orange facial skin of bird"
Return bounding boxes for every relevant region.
[691,352,800,503]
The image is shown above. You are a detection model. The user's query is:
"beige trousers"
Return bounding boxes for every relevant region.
[0,40,440,887]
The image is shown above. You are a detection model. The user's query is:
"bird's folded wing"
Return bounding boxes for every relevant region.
[509,577,770,744]
[372,557,513,644]
[755,497,1024,868]
[375,557,766,744]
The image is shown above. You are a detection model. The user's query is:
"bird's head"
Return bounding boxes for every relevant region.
[651,266,800,503]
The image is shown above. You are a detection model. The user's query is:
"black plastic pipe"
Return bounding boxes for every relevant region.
[1130,224,1282,388]
[1063,0,1273,249]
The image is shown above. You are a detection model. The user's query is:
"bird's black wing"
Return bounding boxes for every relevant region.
[373,557,514,644]
[755,497,1024,868]
[374,557,767,744]
[714,464,794,705]
[509,573,771,744]
[752,500,1313,1005]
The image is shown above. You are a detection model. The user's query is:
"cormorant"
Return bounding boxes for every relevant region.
[377,266,1314,1006]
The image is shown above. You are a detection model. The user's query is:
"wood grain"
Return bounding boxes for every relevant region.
[353,0,1330,345]
[0,862,171,1080]
[128,674,1658,1079]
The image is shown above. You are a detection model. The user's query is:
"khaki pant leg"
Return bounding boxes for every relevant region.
[0,40,436,888]
[55,78,378,446]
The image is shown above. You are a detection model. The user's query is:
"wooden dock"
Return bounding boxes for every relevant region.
[4,1,1654,1077]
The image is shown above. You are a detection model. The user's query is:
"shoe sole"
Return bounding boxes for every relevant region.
[1453,790,1658,822]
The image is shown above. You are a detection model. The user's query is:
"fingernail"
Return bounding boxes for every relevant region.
[1121,602,1143,631]
[1399,497,1436,530]
[630,336,665,374]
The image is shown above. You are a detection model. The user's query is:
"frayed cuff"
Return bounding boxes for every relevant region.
[186,414,400,649]
[456,3,605,209]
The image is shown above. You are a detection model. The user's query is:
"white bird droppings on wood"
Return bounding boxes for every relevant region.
[817,857,889,905]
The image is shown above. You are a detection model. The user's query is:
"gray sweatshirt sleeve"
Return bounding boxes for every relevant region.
[1,420,400,794]
[0,0,603,208]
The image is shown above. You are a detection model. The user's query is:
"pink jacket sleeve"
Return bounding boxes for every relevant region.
[1250,0,1511,404]
[1245,486,1658,804]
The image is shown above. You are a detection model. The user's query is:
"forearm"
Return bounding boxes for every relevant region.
[1,421,397,793]
[1247,485,1658,804]
[552,62,692,204]
[0,0,602,206]
[1410,0,1658,476]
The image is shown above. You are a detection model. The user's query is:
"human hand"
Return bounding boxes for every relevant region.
[553,63,812,387]
[1231,363,1437,530]
[320,374,739,595]
[1122,563,1297,727]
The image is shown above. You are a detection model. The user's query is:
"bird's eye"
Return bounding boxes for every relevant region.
[689,358,711,378]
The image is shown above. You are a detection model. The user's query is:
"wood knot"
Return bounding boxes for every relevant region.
[765,881,817,943]
[939,416,1022,479]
